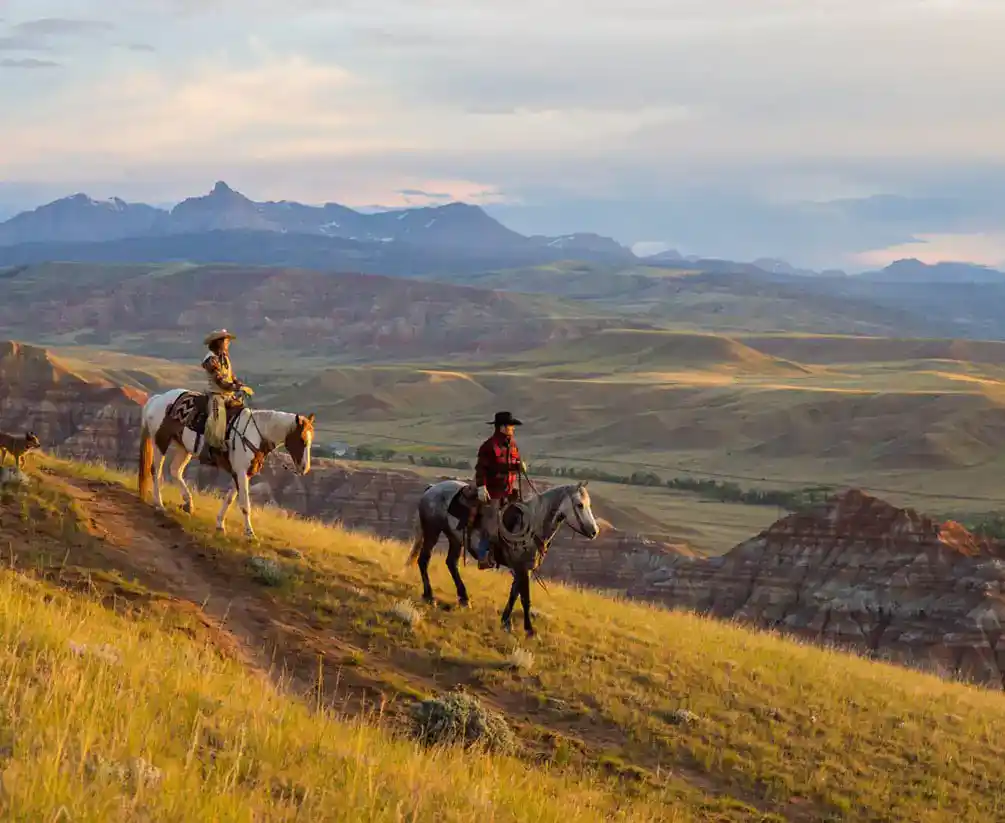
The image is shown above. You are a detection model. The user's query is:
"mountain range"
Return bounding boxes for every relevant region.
[0,180,627,269]
[2,182,1005,285]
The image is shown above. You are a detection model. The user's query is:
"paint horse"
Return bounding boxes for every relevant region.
[137,387,315,538]
[407,479,599,636]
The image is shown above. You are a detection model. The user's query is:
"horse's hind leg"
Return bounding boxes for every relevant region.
[167,447,195,514]
[445,534,470,607]
[151,446,168,512]
[417,530,438,604]
[501,574,520,633]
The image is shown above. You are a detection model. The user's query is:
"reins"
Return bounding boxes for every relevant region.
[517,468,593,594]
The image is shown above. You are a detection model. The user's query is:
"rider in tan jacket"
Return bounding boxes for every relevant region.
[200,329,246,463]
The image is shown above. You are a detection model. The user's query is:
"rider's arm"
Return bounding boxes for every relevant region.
[203,355,241,392]
[475,440,492,488]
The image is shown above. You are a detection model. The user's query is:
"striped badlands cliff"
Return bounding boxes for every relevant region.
[621,490,1005,687]
[0,341,146,465]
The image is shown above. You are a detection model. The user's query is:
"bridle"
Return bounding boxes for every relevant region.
[559,490,595,539]
[523,468,594,540]
[232,407,272,459]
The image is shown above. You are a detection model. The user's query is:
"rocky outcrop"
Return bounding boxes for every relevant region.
[0,341,146,465]
[620,490,1005,688]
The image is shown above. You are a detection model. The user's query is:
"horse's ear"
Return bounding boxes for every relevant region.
[579,480,589,489]
[307,413,315,424]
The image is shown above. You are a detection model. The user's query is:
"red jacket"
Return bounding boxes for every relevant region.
[475,433,522,500]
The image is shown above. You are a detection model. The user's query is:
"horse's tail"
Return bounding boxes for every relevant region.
[137,414,153,502]
[406,507,425,566]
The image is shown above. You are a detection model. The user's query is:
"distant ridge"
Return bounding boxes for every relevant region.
[0,182,634,273]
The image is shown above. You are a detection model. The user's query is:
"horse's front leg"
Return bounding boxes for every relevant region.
[501,573,520,632]
[518,570,535,638]
[217,488,237,533]
[237,472,256,539]
[445,533,470,607]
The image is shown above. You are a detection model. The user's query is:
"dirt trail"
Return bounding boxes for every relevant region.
[37,468,402,718]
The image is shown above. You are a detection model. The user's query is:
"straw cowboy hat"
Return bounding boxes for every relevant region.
[204,329,237,346]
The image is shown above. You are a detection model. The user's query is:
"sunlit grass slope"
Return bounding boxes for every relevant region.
[10,456,1005,821]
[0,496,672,821]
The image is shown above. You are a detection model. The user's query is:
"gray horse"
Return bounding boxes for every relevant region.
[406,479,600,636]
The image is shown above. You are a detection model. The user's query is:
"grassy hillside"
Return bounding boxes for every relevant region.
[258,328,1005,511]
[41,328,1005,519]
[4,455,1005,820]
[0,462,668,821]
[17,327,1005,518]
[419,263,964,337]
[0,261,647,366]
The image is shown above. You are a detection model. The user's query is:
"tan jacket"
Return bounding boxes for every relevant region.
[202,351,238,396]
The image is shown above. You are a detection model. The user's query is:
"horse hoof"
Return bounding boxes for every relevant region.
[182,501,193,514]
[422,594,435,606]
[501,620,513,633]
[525,629,536,639]
[154,504,166,513]
[458,599,470,609]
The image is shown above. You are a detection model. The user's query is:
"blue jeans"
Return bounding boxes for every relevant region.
[475,534,491,559]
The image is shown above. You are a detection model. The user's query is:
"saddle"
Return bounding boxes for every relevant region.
[166,391,244,439]
[449,485,534,567]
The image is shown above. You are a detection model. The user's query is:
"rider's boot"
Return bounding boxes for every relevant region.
[474,534,496,569]
[198,439,218,466]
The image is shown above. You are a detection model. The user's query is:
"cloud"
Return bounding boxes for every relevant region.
[4,0,1005,266]
[398,189,450,198]
[11,18,114,37]
[0,57,59,68]
[0,35,46,51]
[856,232,1005,268]
[0,14,114,54]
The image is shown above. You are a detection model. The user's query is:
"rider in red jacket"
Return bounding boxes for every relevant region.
[473,411,525,569]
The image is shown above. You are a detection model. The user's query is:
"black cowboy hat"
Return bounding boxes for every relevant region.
[488,411,522,427]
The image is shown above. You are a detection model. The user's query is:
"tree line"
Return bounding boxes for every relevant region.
[313,443,832,511]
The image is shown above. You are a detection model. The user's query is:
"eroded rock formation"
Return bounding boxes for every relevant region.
[0,341,146,465]
[622,489,1005,688]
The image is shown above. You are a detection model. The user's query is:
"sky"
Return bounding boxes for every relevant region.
[2,0,1005,269]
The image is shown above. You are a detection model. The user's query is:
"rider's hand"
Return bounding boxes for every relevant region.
[521,461,528,474]
[477,485,490,503]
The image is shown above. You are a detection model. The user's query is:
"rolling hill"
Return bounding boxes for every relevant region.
[0,262,646,364]
[3,455,1004,821]
[254,328,1005,510]
[419,262,990,338]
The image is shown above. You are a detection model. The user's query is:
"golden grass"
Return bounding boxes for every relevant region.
[38,456,1005,822]
[0,480,684,822]
[0,576,683,822]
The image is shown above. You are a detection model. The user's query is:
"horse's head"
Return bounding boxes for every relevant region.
[559,481,600,539]
[284,413,315,475]
[24,431,40,449]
